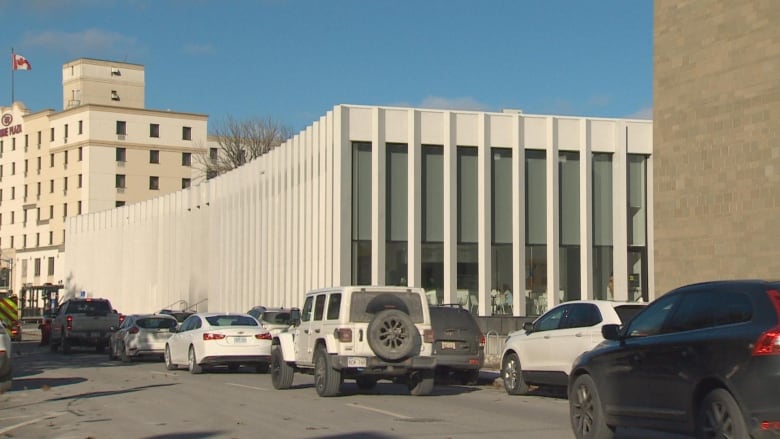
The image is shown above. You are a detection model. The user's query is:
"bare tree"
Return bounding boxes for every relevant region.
[196,115,293,179]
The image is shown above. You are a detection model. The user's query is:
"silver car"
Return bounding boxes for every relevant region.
[109,314,178,362]
[246,306,298,335]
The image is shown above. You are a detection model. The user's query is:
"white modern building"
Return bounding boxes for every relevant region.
[0,58,207,315]
[65,104,652,317]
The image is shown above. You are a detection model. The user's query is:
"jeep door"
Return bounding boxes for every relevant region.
[294,296,315,366]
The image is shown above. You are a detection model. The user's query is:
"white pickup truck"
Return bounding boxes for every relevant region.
[50,298,121,354]
[271,286,437,396]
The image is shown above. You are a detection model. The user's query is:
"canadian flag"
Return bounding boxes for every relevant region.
[12,53,31,71]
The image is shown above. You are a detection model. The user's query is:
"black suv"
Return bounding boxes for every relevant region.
[429,304,485,384]
[568,280,780,439]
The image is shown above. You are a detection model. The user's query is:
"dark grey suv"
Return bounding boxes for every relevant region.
[569,280,780,439]
[429,305,485,384]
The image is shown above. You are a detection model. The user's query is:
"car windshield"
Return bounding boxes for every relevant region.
[205,315,258,327]
[614,304,647,325]
[260,311,292,325]
[136,317,178,330]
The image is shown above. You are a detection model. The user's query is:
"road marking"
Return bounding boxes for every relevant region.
[0,411,66,435]
[225,382,269,391]
[346,402,412,420]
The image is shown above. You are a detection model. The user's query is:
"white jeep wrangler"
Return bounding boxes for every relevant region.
[270,286,437,396]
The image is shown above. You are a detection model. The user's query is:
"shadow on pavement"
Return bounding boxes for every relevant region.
[11,376,87,391]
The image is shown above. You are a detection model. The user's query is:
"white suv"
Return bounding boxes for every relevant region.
[270,286,436,396]
[501,300,645,395]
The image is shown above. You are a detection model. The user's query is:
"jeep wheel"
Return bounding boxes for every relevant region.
[314,346,341,397]
[367,309,420,362]
[356,376,378,390]
[270,347,294,389]
[408,370,434,396]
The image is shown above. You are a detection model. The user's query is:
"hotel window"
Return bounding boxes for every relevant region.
[491,148,513,315]
[209,148,218,161]
[0,140,3,153]
[34,258,40,276]
[50,153,54,167]
[23,184,27,200]
[78,201,82,214]
[50,127,54,142]
[351,141,372,285]
[10,187,14,200]
[50,179,54,193]
[149,176,159,190]
[78,146,83,161]
[63,203,68,218]
[24,160,28,174]
[628,154,649,302]
[525,149,547,316]
[10,211,14,224]
[36,157,41,172]
[78,174,83,188]
[36,182,40,197]
[182,126,192,140]
[49,205,53,219]
[0,165,2,178]
[457,146,479,313]
[386,143,408,286]
[182,152,192,166]
[78,120,83,135]
[593,153,613,300]
[116,174,126,189]
[64,124,69,139]
[559,151,581,303]
[37,131,41,145]
[116,147,126,162]
[150,150,160,164]
[150,123,160,138]
[64,176,68,192]
[24,134,28,148]
[11,162,15,175]
[182,178,191,189]
[48,257,55,275]
[116,121,127,135]
[35,233,39,247]
[64,150,68,165]
[116,201,125,207]
[422,145,444,302]
[12,138,15,150]
[49,231,53,245]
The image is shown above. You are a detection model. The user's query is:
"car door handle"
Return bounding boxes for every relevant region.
[544,335,551,339]
[575,333,584,337]
[314,329,320,333]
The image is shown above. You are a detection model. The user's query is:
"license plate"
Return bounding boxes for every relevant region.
[347,357,367,368]
[233,337,247,344]
[441,341,456,350]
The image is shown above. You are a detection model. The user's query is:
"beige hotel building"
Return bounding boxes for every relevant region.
[0,58,207,306]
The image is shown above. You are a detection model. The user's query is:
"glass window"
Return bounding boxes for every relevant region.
[116,147,126,162]
[182,126,192,140]
[386,143,408,285]
[182,152,192,166]
[301,296,314,322]
[116,121,126,135]
[149,176,159,190]
[182,178,191,189]
[150,150,159,164]
[561,303,602,328]
[626,293,681,337]
[137,317,177,330]
[313,295,327,321]
[116,174,126,188]
[326,293,341,320]
[534,305,566,332]
[150,124,160,138]
[422,145,444,302]
[351,142,372,285]
[205,315,258,327]
[559,151,580,303]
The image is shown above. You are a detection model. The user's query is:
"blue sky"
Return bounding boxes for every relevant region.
[1,0,653,133]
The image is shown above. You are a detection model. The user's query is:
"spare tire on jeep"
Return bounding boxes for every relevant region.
[367,309,421,362]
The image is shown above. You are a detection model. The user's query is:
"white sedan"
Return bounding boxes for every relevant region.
[0,320,12,392]
[164,313,272,374]
[501,300,645,395]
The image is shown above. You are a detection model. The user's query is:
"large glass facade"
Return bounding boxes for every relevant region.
[592,153,613,300]
[491,148,512,315]
[559,151,580,302]
[628,154,648,301]
[351,142,372,285]
[386,143,408,285]
[422,145,444,304]
[525,150,547,315]
[457,147,478,313]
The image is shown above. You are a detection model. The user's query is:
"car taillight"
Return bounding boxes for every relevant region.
[203,333,226,341]
[119,315,126,324]
[128,327,139,334]
[753,289,780,356]
[334,328,352,342]
[255,332,272,340]
[423,329,434,343]
[761,421,780,431]
[66,315,73,331]
[479,334,486,348]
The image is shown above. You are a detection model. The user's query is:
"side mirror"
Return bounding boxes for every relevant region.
[601,324,622,341]
[290,308,301,327]
[523,321,534,333]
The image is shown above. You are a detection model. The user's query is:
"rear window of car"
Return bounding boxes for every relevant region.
[136,317,178,330]
[68,300,112,315]
[205,315,258,327]
[429,307,478,331]
[614,305,646,325]
[350,291,424,323]
[260,311,293,325]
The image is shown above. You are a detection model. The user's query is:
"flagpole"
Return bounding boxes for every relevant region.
[11,48,15,104]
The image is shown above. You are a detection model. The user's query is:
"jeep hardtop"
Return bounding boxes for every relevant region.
[270,286,436,396]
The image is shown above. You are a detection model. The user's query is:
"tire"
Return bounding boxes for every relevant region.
[164,345,177,370]
[569,374,614,439]
[366,309,420,362]
[255,363,270,374]
[188,346,202,374]
[227,364,240,372]
[270,347,294,389]
[356,376,378,390]
[61,335,71,354]
[502,353,529,395]
[314,346,341,397]
[408,370,435,396]
[697,388,748,439]
[50,337,59,352]
[119,343,130,363]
